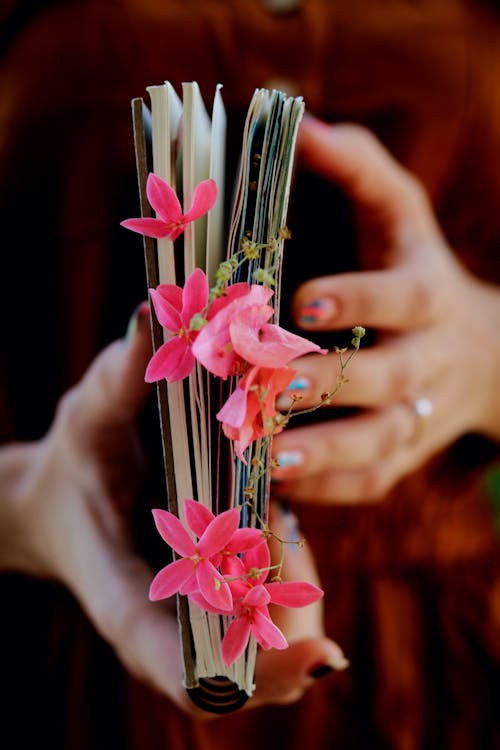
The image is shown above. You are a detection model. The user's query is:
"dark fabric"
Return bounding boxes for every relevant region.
[1,1,500,748]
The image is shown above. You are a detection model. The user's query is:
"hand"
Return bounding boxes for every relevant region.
[271,116,500,504]
[0,304,345,715]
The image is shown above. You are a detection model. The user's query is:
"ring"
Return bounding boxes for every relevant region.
[413,396,433,419]
[405,396,433,442]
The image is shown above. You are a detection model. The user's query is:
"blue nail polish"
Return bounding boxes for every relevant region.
[275,450,304,468]
[287,377,310,392]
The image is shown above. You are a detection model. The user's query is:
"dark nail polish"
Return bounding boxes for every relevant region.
[309,664,334,679]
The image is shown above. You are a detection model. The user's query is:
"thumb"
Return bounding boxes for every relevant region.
[249,503,349,708]
[253,637,348,707]
[76,302,154,432]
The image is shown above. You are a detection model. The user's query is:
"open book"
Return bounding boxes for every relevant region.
[125,82,319,713]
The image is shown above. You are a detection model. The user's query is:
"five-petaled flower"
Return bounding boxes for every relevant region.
[121,173,217,241]
[149,500,264,611]
[149,504,240,611]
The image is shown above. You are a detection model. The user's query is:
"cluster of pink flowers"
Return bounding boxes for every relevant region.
[149,500,323,666]
[122,174,326,664]
[122,173,326,460]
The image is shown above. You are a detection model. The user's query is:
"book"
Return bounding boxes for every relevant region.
[125,82,318,713]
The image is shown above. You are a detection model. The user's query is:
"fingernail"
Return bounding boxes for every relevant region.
[124,302,150,343]
[276,376,311,410]
[299,298,337,326]
[273,450,305,482]
[309,664,334,679]
[274,450,305,474]
[309,648,350,678]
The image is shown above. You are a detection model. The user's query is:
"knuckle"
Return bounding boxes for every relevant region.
[407,275,441,323]
[387,354,419,399]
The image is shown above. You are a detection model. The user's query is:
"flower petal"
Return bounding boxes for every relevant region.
[222,616,252,666]
[251,609,288,651]
[243,584,270,608]
[243,540,271,584]
[145,337,195,382]
[231,306,327,367]
[146,173,182,223]
[197,507,241,557]
[265,581,324,608]
[187,590,230,615]
[120,217,170,239]
[149,285,182,331]
[206,283,253,321]
[216,385,248,429]
[149,557,194,601]
[193,285,274,378]
[184,499,214,538]
[224,527,264,554]
[183,178,218,222]
[151,508,194,557]
[220,554,247,580]
[196,560,233,611]
[181,268,209,328]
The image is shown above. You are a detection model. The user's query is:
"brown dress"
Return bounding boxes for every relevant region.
[1,1,499,748]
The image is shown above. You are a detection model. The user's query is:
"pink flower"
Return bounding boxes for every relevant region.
[192,284,326,378]
[149,503,241,611]
[192,285,273,378]
[121,174,217,241]
[221,584,288,666]
[216,365,296,460]
[145,268,208,382]
[230,304,327,367]
[220,542,323,666]
[223,540,324,611]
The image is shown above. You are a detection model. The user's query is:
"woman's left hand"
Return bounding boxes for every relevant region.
[271,117,500,504]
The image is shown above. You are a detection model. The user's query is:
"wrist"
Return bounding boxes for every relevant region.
[0,441,46,574]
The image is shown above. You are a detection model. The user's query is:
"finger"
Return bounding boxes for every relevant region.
[252,637,349,707]
[249,504,348,707]
[277,331,451,410]
[72,302,154,431]
[275,370,469,504]
[272,406,414,480]
[298,116,438,243]
[293,266,449,332]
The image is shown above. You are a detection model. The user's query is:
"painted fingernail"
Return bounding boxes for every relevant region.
[309,664,334,679]
[308,647,350,678]
[273,450,305,477]
[299,298,338,326]
[124,302,150,343]
[288,376,311,392]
